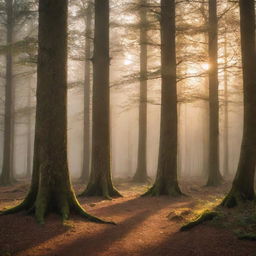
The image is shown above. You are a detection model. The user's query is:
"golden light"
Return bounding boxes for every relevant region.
[201,63,210,71]
[124,54,133,65]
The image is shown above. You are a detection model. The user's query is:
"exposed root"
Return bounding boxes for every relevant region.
[142,184,183,197]
[79,183,122,199]
[221,190,255,208]
[1,190,116,225]
[72,202,116,225]
[180,210,219,231]
[0,190,36,216]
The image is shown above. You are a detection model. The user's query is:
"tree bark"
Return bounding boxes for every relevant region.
[143,0,182,196]
[0,0,15,185]
[26,79,32,178]
[206,0,222,186]
[133,0,149,183]
[222,0,256,207]
[80,1,93,182]
[80,0,121,199]
[223,25,229,177]
[1,0,112,225]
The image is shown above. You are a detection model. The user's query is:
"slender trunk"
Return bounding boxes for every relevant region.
[80,2,93,182]
[26,80,32,178]
[1,0,14,185]
[223,26,229,177]
[80,0,121,199]
[144,0,182,196]
[206,0,222,186]
[222,0,256,207]
[1,0,110,225]
[133,0,148,183]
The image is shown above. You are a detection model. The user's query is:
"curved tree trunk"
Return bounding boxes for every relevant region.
[1,0,112,225]
[206,0,222,186]
[80,0,121,199]
[133,0,149,183]
[1,0,15,186]
[222,0,256,207]
[80,2,93,183]
[143,0,182,197]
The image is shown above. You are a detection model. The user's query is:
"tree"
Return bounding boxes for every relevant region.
[206,0,222,186]
[222,23,229,177]
[221,0,256,207]
[0,0,37,185]
[143,0,182,196]
[80,0,121,199]
[0,0,15,185]
[0,0,111,224]
[80,1,93,182]
[133,0,149,183]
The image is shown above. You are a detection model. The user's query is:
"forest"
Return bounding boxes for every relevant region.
[0,0,256,255]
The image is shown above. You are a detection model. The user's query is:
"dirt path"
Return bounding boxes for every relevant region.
[0,180,256,256]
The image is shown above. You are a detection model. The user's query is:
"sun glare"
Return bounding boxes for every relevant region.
[201,63,210,71]
[124,54,133,65]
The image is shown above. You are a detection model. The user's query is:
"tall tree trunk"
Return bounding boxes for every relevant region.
[133,0,148,183]
[222,0,256,207]
[26,79,32,178]
[223,26,229,177]
[0,0,111,225]
[143,0,182,196]
[206,0,222,186]
[80,1,93,182]
[0,0,15,185]
[80,0,121,199]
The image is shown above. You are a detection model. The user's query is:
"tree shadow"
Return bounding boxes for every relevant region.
[138,225,256,256]
[0,213,70,255]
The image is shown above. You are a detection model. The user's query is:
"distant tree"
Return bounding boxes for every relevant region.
[80,1,93,182]
[0,0,15,185]
[133,0,149,183]
[80,0,121,199]
[143,0,182,196]
[206,0,222,186]
[0,0,110,224]
[221,0,256,207]
[0,0,37,185]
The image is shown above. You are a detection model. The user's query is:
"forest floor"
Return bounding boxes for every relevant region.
[0,178,256,256]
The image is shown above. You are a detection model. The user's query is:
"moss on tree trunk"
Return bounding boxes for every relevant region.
[0,0,113,225]
[221,0,256,208]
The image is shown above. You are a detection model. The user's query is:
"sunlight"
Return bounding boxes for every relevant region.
[201,63,210,71]
[124,54,133,65]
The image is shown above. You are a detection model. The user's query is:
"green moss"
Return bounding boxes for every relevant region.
[234,230,256,241]
[180,210,219,231]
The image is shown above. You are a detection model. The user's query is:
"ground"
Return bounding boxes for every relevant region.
[0,178,256,256]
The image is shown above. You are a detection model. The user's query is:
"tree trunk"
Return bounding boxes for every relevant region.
[26,79,32,178]
[1,0,112,225]
[133,0,148,183]
[80,1,93,182]
[80,0,121,199]
[0,0,15,185]
[223,26,229,177]
[222,0,256,207]
[206,0,222,186]
[143,0,182,196]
